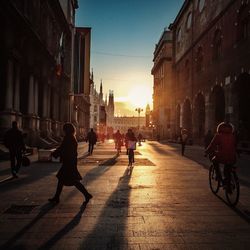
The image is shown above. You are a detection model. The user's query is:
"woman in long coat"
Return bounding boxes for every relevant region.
[49,123,92,204]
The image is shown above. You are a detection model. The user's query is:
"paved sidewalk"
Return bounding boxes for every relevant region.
[0,141,250,249]
[164,141,250,187]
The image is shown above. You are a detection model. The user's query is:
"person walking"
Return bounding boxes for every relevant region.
[114,130,123,153]
[86,128,97,155]
[49,123,92,204]
[138,133,143,146]
[125,129,130,155]
[127,129,137,167]
[3,121,26,177]
[180,128,188,156]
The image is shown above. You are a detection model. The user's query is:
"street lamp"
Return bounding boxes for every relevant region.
[135,107,143,131]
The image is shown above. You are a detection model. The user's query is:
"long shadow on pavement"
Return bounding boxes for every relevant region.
[63,154,119,202]
[0,202,57,249]
[38,202,88,249]
[80,167,133,249]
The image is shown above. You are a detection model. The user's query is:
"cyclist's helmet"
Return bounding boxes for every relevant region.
[217,122,234,134]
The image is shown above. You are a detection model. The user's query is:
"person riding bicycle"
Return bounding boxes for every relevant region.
[205,118,237,192]
[114,130,123,153]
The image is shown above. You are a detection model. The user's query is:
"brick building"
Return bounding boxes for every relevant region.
[154,0,250,143]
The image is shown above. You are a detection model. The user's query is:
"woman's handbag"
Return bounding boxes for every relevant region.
[128,140,136,150]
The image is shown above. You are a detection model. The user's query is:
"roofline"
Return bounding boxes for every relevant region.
[153,29,172,61]
[169,0,190,29]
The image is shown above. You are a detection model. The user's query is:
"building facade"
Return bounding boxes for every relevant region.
[89,79,106,132]
[152,30,173,139]
[154,0,250,143]
[0,0,78,147]
[73,27,91,138]
[112,116,146,134]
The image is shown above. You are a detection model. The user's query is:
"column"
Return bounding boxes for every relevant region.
[28,75,34,114]
[5,59,14,110]
[42,85,48,117]
[14,64,20,111]
[34,79,38,115]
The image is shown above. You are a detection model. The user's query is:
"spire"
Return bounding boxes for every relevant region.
[105,94,108,106]
[100,79,103,94]
[91,68,94,81]
[99,79,103,101]
[146,103,150,114]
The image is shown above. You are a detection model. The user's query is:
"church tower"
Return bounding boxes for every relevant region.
[145,104,151,127]
[99,79,103,102]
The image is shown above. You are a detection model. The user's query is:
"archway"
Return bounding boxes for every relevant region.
[194,93,205,139]
[233,73,250,140]
[210,85,225,130]
[182,99,192,133]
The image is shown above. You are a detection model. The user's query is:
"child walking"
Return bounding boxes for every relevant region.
[49,123,92,204]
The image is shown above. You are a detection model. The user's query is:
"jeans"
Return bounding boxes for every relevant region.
[9,149,22,174]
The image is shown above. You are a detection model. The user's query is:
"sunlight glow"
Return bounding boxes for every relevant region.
[127,85,152,108]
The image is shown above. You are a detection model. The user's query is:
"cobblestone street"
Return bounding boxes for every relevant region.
[0,141,250,249]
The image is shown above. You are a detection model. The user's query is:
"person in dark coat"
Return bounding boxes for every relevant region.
[86,128,97,155]
[180,128,188,156]
[49,123,92,204]
[3,121,26,177]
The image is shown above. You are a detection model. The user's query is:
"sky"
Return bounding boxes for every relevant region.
[76,0,184,116]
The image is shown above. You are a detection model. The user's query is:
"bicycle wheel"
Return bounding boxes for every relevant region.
[225,171,240,206]
[209,164,220,194]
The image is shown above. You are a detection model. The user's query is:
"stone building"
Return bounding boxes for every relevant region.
[0,0,92,148]
[152,29,173,139]
[89,79,106,132]
[73,27,91,139]
[154,0,250,143]
[112,116,146,134]
[106,90,115,136]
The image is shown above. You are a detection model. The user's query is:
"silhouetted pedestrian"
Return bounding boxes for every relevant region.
[3,121,26,177]
[138,133,143,146]
[86,128,97,155]
[180,128,188,156]
[49,123,92,204]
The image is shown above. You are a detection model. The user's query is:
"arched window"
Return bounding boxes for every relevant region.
[213,29,222,61]
[237,4,249,41]
[198,0,205,12]
[196,47,203,72]
[186,12,192,30]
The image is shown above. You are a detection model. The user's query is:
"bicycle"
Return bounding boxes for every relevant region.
[208,154,240,206]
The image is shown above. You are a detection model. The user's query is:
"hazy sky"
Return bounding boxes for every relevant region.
[76,0,184,115]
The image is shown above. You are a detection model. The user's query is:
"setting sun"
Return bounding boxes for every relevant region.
[127,85,152,108]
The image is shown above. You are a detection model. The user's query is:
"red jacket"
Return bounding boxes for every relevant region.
[206,122,237,164]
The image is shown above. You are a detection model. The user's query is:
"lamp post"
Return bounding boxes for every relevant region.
[135,107,143,131]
